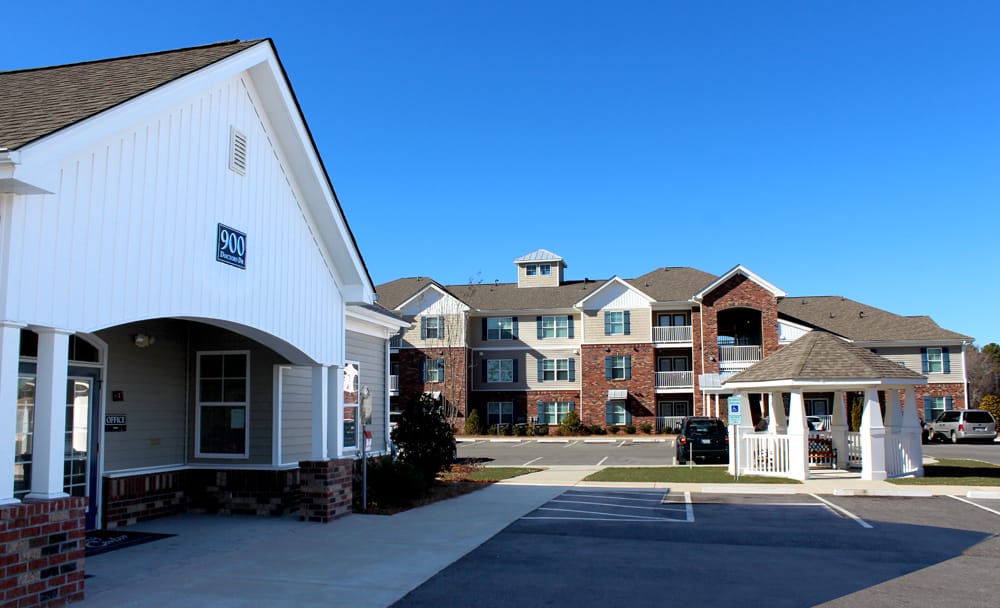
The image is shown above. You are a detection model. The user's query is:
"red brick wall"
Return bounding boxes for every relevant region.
[298,459,352,523]
[469,390,581,426]
[581,343,656,427]
[103,471,186,529]
[0,498,86,608]
[397,347,469,423]
[915,383,969,420]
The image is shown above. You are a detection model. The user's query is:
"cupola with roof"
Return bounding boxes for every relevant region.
[513,249,566,288]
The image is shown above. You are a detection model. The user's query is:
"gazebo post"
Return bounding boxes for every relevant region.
[860,387,888,480]
[787,389,808,480]
[902,386,924,477]
[831,391,849,470]
[884,389,901,433]
[768,391,787,433]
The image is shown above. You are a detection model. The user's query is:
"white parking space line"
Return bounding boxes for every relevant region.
[551,498,679,512]
[809,493,873,529]
[563,441,579,448]
[522,457,543,466]
[596,457,608,466]
[949,495,1000,517]
[509,442,529,448]
[526,509,678,522]
[616,440,626,448]
[570,492,664,503]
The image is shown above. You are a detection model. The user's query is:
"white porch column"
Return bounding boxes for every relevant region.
[329,364,344,458]
[786,389,808,481]
[27,328,71,499]
[0,322,23,504]
[902,386,924,476]
[860,387,888,481]
[831,391,849,469]
[311,365,330,460]
[884,389,901,433]
[768,391,787,433]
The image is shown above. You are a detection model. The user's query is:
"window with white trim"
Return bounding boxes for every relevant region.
[421,316,444,340]
[486,317,516,340]
[607,401,627,425]
[487,359,514,383]
[424,358,444,383]
[605,311,626,335]
[542,359,569,382]
[541,316,569,338]
[540,264,552,275]
[924,396,952,421]
[539,401,572,425]
[525,264,537,276]
[487,402,513,426]
[608,355,628,380]
[197,351,250,457]
[926,348,943,374]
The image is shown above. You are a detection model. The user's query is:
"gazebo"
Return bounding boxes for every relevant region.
[722,331,927,481]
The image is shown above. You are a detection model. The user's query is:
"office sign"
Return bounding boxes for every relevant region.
[105,414,127,432]
[216,224,247,269]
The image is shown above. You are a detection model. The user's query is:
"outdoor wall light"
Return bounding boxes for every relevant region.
[132,333,155,348]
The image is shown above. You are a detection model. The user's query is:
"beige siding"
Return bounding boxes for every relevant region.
[469,314,581,350]
[347,330,389,455]
[398,313,467,349]
[582,308,653,344]
[524,351,580,390]
[473,349,528,391]
[517,264,561,288]
[279,366,312,465]
[872,345,965,384]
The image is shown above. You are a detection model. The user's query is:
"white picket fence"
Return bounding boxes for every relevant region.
[742,433,791,475]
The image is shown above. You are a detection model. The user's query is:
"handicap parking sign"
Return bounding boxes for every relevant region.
[728,396,742,425]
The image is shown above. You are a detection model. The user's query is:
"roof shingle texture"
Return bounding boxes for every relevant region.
[779,296,970,342]
[0,39,265,150]
[724,331,927,384]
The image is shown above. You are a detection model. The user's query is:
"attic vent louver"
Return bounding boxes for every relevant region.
[229,127,248,175]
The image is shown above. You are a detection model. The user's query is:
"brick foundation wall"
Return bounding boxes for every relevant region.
[103,471,186,529]
[0,497,86,608]
[186,470,300,517]
[298,459,353,523]
[581,343,656,428]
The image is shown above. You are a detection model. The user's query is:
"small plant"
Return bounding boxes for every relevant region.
[559,410,583,436]
[639,422,653,434]
[979,394,1000,422]
[532,424,549,436]
[354,455,427,509]
[608,426,621,434]
[588,424,606,435]
[464,409,484,435]
[391,394,456,486]
[513,424,528,436]
[624,424,637,434]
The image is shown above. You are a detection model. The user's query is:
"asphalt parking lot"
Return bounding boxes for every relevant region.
[393,489,1000,608]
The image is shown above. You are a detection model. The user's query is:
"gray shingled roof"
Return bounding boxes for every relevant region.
[724,331,927,384]
[0,39,265,150]
[627,267,719,302]
[779,296,971,342]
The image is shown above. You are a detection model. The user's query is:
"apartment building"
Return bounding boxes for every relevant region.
[376,249,972,432]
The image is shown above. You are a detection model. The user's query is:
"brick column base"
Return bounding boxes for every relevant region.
[0,497,86,608]
[298,459,353,523]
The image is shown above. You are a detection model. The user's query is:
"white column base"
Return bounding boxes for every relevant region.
[25,492,70,501]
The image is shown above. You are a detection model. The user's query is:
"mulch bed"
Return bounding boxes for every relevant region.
[355,463,494,515]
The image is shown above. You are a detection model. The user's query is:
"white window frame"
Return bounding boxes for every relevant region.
[540,264,552,275]
[927,396,949,420]
[343,360,360,451]
[926,348,944,374]
[423,316,443,340]
[486,317,515,341]
[195,350,251,459]
[610,355,627,380]
[525,264,537,276]
[487,401,513,425]
[541,316,569,338]
[425,358,444,383]
[610,401,627,425]
[607,311,625,335]
[486,359,514,383]
[541,401,572,425]
[542,359,569,382]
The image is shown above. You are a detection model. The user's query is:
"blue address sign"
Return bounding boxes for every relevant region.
[216,224,247,269]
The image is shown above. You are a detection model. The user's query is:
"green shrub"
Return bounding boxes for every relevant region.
[588,424,606,435]
[513,424,529,436]
[979,394,1000,422]
[559,410,583,436]
[608,426,621,434]
[532,424,549,436]
[624,424,637,434]
[639,422,653,434]
[464,409,484,435]
[354,455,427,509]
[849,396,864,432]
[390,394,456,486]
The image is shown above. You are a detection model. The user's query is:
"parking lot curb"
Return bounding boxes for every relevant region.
[583,439,617,444]
[489,438,522,443]
[832,488,934,497]
[698,485,796,495]
[631,438,667,443]
[967,490,1000,499]
[537,439,570,443]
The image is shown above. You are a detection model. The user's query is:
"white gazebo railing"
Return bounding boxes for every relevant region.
[741,433,791,476]
[885,432,922,477]
[846,432,862,468]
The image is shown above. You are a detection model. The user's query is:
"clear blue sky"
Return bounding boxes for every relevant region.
[5,1,998,344]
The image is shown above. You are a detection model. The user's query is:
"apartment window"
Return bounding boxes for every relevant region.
[539,315,571,339]
[486,359,514,383]
[922,347,949,374]
[423,358,445,383]
[421,316,444,340]
[538,401,574,425]
[485,317,517,340]
[923,396,953,421]
[605,400,629,426]
[605,355,631,380]
[540,264,552,275]
[343,362,360,449]
[196,351,250,457]
[604,311,630,335]
[540,358,572,382]
[525,264,537,276]
[487,402,513,426]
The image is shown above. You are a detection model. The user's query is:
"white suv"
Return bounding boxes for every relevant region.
[927,409,997,444]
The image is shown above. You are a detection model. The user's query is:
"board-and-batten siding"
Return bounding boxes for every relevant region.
[397,290,467,349]
[279,366,312,465]
[347,330,388,454]
[872,346,965,384]
[6,72,342,364]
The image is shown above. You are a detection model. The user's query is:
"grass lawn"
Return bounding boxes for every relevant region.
[888,459,1000,486]
[456,467,540,482]
[584,466,800,484]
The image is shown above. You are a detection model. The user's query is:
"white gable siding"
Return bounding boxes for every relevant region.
[4,73,343,365]
[582,283,650,310]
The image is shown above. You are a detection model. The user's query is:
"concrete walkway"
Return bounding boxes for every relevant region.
[77,466,999,607]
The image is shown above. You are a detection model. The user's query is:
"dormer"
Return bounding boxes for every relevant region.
[514,249,566,288]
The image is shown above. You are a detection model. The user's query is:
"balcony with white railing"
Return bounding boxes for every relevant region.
[389,335,402,350]
[718,345,762,372]
[653,325,693,344]
[655,371,694,390]
[389,374,399,396]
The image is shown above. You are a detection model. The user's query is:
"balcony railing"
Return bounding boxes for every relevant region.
[389,375,399,395]
[389,335,402,349]
[653,325,692,343]
[718,345,762,371]
[655,371,693,389]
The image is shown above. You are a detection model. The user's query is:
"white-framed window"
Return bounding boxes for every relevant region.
[607,400,627,425]
[525,264,537,276]
[343,361,360,450]
[925,348,943,374]
[540,264,552,275]
[541,359,570,382]
[604,311,628,335]
[541,316,569,338]
[196,351,250,458]
[539,401,572,425]
[606,355,629,380]
[487,401,513,426]
[487,359,514,383]
[486,317,516,340]
[924,396,952,421]
[424,358,444,383]
[421,316,444,340]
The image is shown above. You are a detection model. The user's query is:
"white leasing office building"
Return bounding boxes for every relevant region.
[0,40,404,606]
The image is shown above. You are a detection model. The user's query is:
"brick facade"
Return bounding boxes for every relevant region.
[581,343,656,427]
[102,471,186,529]
[397,347,469,423]
[470,390,580,426]
[0,498,86,608]
[298,459,353,523]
